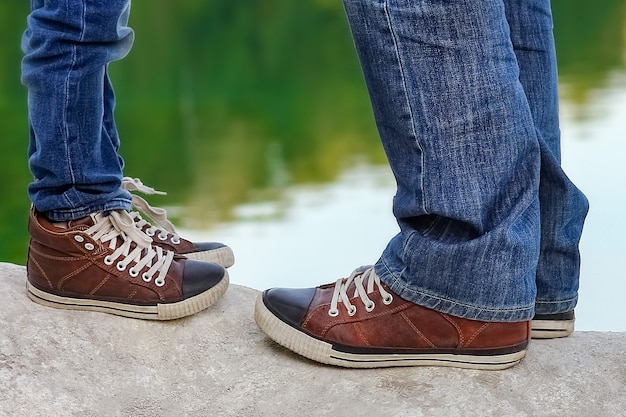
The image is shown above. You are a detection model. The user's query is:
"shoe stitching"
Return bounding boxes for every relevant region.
[29,255,52,288]
[30,245,93,288]
[352,322,372,347]
[58,261,93,288]
[463,322,491,348]
[90,274,111,296]
[442,314,465,346]
[400,311,436,348]
[127,288,138,300]
[29,244,87,262]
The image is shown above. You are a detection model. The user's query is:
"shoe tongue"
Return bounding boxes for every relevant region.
[67,214,97,229]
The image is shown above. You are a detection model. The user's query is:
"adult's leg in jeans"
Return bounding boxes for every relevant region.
[21,0,134,222]
[253,0,536,367]
[343,0,542,321]
[503,0,588,315]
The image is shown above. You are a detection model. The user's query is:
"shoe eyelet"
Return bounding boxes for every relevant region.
[155,278,165,287]
[74,235,84,243]
[348,305,357,316]
[383,295,393,305]
[145,229,155,237]
[158,233,168,241]
[129,268,139,277]
[116,262,126,271]
[171,237,180,244]
[104,256,114,266]
[328,308,339,317]
[142,273,152,282]
[365,301,375,312]
[84,243,95,251]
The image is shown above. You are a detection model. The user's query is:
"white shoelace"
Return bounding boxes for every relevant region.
[82,210,175,287]
[328,267,394,317]
[121,177,182,245]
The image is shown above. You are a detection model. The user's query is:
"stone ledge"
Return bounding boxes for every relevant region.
[0,262,624,416]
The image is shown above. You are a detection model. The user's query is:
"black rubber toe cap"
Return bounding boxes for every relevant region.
[191,241,227,252]
[262,287,316,328]
[182,259,226,297]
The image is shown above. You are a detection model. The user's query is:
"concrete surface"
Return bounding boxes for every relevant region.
[0,262,624,417]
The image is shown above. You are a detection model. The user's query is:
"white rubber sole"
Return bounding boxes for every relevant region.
[254,295,526,370]
[530,318,574,339]
[185,246,235,268]
[27,271,229,320]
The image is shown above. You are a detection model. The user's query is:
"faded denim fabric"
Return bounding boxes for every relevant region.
[21,0,134,221]
[343,0,588,321]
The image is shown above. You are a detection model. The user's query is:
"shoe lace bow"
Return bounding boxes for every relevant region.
[328,267,394,317]
[85,210,174,287]
[121,177,182,245]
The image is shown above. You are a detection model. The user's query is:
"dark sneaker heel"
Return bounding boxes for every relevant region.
[531,311,575,339]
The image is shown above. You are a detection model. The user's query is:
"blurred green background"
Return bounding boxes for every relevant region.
[1,0,625,265]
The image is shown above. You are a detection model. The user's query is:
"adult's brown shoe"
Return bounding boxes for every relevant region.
[122,177,235,268]
[27,208,228,320]
[255,267,530,370]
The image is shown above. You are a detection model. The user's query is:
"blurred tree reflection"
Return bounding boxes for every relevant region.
[113,0,383,224]
[552,0,626,106]
[0,2,31,263]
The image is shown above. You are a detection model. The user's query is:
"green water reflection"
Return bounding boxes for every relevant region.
[1,0,625,264]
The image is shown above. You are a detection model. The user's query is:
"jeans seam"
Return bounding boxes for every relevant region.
[382,1,428,215]
[62,1,88,200]
[534,297,577,305]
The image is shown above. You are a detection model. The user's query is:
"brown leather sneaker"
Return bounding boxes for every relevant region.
[122,177,234,268]
[255,267,530,370]
[531,311,575,339]
[26,208,228,320]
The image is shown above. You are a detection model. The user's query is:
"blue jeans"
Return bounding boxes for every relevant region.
[343,0,589,321]
[21,0,134,222]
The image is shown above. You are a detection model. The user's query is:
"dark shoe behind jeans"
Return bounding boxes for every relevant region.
[255,267,530,370]
[27,209,228,320]
[531,311,575,339]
